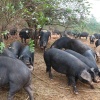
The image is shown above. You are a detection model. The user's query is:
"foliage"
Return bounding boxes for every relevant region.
[17,0,91,29]
[0,42,5,53]
[73,15,100,34]
[0,0,92,37]
[1,30,9,35]
[62,16,100,35]
[20,0,56,28]
[0,0,24,31]
[51,0,91,29]
[86,16,100,34]
[28,39,35,52]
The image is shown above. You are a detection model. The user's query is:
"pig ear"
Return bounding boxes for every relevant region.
[80,70,92,82]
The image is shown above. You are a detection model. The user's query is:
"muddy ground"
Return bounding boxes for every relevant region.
[0,35,100,100]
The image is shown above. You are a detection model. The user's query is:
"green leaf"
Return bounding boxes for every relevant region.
[0,42,5,53]
[28,39,35,52]
[2,30,9,35]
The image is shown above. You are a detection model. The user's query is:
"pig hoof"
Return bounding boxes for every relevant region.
[50,78,53,80]
[49,74,53,79]
[74,91,79,95]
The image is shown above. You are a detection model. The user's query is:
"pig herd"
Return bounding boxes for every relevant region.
[1,32,100,100]
[0,41,34,100]
[45,37,100,95]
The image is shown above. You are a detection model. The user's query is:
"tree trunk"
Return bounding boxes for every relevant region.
[34,25,42,46]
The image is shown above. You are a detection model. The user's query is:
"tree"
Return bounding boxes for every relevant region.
[49,0,91,30]
[0,0,23,31]
[0,0,91,43]
[86,16,100,34]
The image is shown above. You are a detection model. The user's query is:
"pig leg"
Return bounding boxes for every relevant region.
[8,83,22,100]
[67,76,72,86]
[45,60,53,79]
[48,68,53,79]
[21,38,23,43]
[68,78,71,86]
[46,66,53,79]
[88,82,94,89]
[24,39,26,43]
[24,85,34,100]
[67,76,78,86]
[68,76,78,94]
[75,77,78,82]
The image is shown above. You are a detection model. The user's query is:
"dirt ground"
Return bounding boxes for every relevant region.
[0,35,100,100]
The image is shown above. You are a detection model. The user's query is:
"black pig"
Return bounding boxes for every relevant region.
[50,37,71,49]
[19,45,34,71]
[44,48,94,94]
[95,39,100,47]
[65,49,100,82]
[0,56,33,100]
[67,39,96,63]
[39,30,51,51]
[8,41,24,58]
[0,48,16,58]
